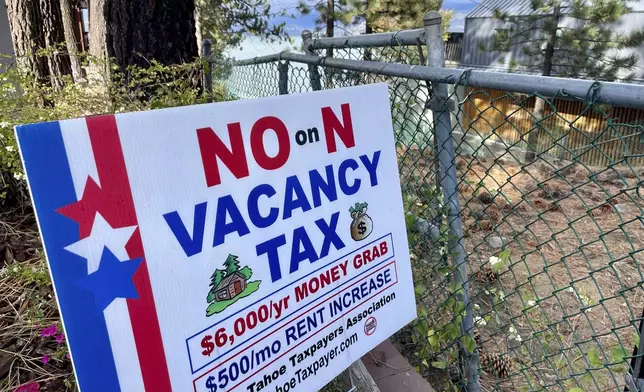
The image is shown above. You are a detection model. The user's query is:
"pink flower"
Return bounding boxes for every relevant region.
[55,334,64,344]
[66,353,71,360]
[40,324,57,337]
[14,382,39,392]
[41,355,50,365]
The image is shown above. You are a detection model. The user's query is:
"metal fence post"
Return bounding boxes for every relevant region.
[301,31,322,91]
[278,61,289,95]
[202,38,213,102]
[424,11,481,392]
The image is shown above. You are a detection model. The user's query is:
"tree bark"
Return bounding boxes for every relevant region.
[106,0,199,72]
[195,0,204,57]
[326,0,334,58]
[39,0,72,90]
[6,0,51,83]
[364,0,372,61]
[88,0,108,60]
[60,0,84,82]
[86,0,110,88]
[525,4,560,163]
[6,0,72,90]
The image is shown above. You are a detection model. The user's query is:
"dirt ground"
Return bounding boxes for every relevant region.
[399,144,643,391]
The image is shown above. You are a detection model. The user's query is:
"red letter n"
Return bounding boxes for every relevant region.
[197,124,249,187]
[321,103,356,154]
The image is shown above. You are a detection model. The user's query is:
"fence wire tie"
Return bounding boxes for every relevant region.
[391,30,404,47]
[416,38,426,66]
[456,69,473,88]
[585,81,603,106]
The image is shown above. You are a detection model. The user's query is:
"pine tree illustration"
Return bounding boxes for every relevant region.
[210,269,224,288]
[224,254,241,276]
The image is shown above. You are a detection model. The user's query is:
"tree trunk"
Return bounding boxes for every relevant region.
[60,0,84,82]
[195,0,204,57]
[364,0,372,61]
[88,0,109,85]
[106,0,199,73]
[525,4,560,163]
[6,0,51,83]
[6,0,72,90]
[39,0,73,90]
[326,0,334,58]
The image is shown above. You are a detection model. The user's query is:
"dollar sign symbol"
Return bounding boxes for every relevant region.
[358,221,367,235]
[205,376,217,392]
[201,335,214,356]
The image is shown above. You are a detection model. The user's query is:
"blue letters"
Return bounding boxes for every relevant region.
[360,151,381,186]
[309,165,337,207]
[163,202,207,257]
[283,175,312,219]
[315,212,344,258]
[248,184,278,228]
[164,150,382,278]
[289,227,319,274]
[256,234,287,282]
[213,195,250,247]
[338,159,360,195]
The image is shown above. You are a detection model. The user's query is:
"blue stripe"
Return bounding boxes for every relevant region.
[16,121,121,392]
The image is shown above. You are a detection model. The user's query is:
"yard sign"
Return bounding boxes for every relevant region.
[16,84,417,392]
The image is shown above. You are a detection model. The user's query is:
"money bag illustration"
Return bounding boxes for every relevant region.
[350,202,373,241]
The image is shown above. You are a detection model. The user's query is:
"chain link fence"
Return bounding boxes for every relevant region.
[214,12,644,392]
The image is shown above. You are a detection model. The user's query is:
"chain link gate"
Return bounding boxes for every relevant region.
[209,11,644,392]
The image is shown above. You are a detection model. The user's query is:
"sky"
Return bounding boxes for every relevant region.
[227,0,479,58]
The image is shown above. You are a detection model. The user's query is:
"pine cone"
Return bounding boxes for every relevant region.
[476,264,498,284]
[480,352,513,378]
[473,329,482,346]
[478,219,494,231]
[478,191,494,205]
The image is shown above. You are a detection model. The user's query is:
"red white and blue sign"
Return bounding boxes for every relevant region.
[16,84,417,391]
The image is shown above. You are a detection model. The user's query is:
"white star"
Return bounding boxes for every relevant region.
[65,213,137,274]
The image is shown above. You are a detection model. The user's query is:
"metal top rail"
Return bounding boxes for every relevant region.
[233,51,644,110]
[302,29,425,50]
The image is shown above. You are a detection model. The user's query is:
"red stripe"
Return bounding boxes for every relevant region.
[86,115,172,392]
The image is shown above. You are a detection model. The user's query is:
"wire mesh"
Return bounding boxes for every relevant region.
[220,42,644,392]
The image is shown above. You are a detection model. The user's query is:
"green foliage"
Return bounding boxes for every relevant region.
[224,254,241,276]
[197,0,287,57]
[209,269,225,288]
[296,0,452,39]
[5,261,51,288]
[239,266,253,280]
[610,346,628,363]
[0,52,231,204]
[487,0,644,80]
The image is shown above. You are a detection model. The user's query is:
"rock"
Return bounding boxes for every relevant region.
[487,236,505,249]
[613,204,628,214]
[414,218,441,240]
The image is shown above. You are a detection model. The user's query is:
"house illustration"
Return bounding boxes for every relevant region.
[213,271,247,302]
[206,254,260,316]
